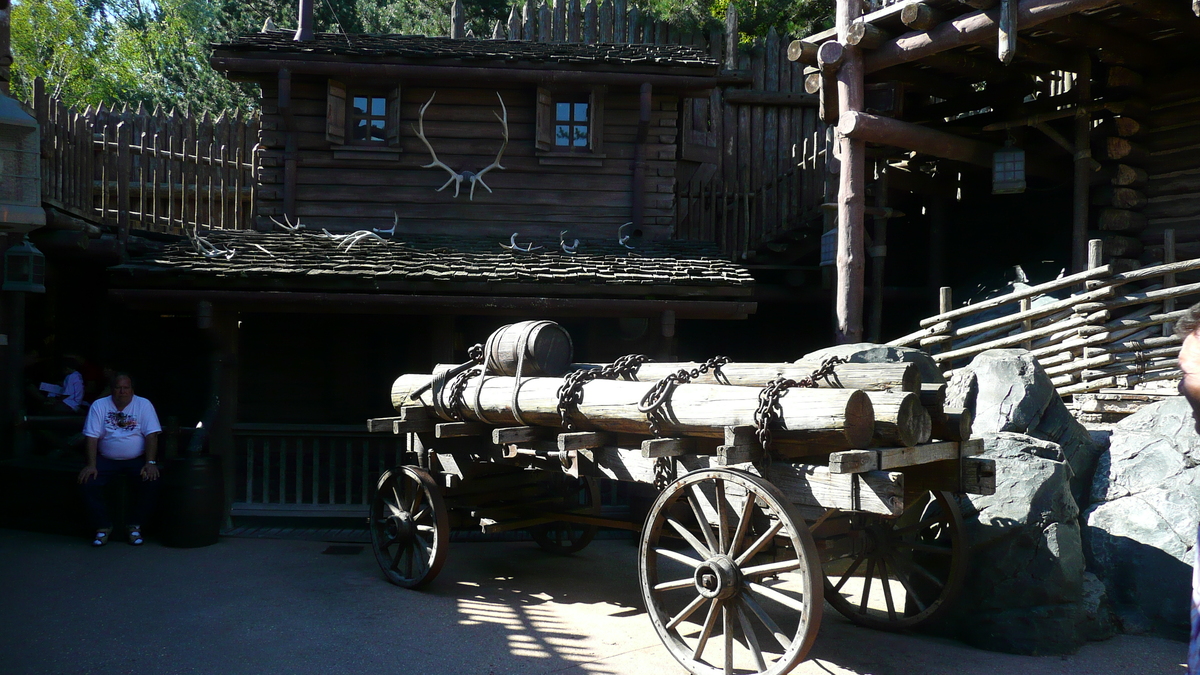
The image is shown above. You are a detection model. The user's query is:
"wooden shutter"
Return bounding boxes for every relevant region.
[326,79,346,144]
[535,87,553,152]
[681,95,718,164]
[386,83,402,148]
[589,85,606,154]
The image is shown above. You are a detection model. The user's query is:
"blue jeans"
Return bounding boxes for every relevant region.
[80,456,161,530]
[1191,524,1200,674]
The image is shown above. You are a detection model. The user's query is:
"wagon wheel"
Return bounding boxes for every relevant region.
[530,476,601,555]
[639,469,822,675]
[817,490,966,631]
[370,466,449,589]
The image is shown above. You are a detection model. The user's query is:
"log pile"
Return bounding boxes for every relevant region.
[370,324,994,516]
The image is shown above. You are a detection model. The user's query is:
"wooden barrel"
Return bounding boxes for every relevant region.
[161,455,225,548]
[485,321,574,377]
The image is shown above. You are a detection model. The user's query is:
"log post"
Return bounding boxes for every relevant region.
[1072,56,1093,273]
[207,308,240,527]
[939,286,953,354]
[835,0,866,344]
[450,0,466,37]
[999,0,1018,63]
[1163,228,1176,336]
[787,40,819,66]
[868,164,888,343]
[817,41,844,125]
[901,3,948,31]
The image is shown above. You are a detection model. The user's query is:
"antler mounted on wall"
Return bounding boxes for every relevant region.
[414,92,509,200]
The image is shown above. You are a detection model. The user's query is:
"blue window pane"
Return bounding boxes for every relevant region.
[353,119,368,140]
[371,97,386,116]
[574,103,588,122]
[555,124,570,145]
[556,103,571,122]
[370,119,386,141]
[573,125,588,147]
[353,97,368,114]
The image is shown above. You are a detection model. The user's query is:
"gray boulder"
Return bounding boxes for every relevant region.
[951,432,1110,654]
[1084,396,1200,640]
[799,342,945,385]
[946,349,1101,504]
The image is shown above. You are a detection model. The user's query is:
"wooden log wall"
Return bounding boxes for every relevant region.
[1136,67,1200,267]
[30,77,259,235]
[674,28,827,258]
[255,80,678,240]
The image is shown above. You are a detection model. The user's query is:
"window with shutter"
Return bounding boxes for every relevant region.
[326,79,346,144]
[681,96,718,164]
[535,85,606,163]
[386,84,402,148]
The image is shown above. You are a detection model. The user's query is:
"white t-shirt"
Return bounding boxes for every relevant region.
[83,395,162,460]
[61,371,84,411]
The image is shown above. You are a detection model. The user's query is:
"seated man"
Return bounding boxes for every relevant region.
[77,373,162,546]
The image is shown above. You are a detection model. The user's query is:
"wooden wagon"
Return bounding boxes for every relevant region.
[365,322,995,675]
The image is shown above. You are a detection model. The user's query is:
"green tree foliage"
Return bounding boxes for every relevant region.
[636,0,833,42]
[10,0,822,114]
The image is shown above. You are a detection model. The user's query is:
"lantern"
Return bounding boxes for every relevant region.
[0,90,45,231]
[3,236,46,293]
[992,140,1026,195]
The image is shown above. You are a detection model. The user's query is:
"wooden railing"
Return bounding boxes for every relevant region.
[231,424,409,518]
[675,166,822,255]
[890,236,1198,396]
[31,77,259,235]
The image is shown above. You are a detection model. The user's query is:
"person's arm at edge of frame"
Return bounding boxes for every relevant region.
[78,437,98,484]
[141,432,160,481]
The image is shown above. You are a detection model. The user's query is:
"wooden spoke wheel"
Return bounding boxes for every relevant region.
[817,490,966,631]
[530,475,601,555]
[370,466,449,589]
[639,469,823,675]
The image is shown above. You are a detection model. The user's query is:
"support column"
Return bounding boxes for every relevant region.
[1072,56,1093,272]
[835,0,866,343]
[868,164,888,343]
[429,315,455,367]
[2,285,26,460]
[207,308,239,524]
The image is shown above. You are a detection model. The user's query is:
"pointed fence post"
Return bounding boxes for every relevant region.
[450,0,465,37]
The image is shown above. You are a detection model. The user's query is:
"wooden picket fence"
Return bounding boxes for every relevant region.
[889,236,1198,397]
[31,77,259,235]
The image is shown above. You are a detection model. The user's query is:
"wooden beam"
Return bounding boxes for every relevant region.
[109,289,758,320]
[722,90,818,106]
[838,111,996,168]
[787,40,820,65]
[901,3,948,31]
[641,437,696,457]
[862,0,1115,74]
[1042,15,1166,69]
[836,0,867,344]
[847,21,891,49]
[818,41,844,125]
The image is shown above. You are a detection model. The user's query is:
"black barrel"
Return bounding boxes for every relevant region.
[161,455,225,548]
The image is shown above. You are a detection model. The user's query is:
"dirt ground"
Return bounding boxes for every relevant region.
[0,529,1184,675]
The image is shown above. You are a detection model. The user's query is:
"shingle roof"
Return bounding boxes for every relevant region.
[115,230,752,291]
[213,32,718,69]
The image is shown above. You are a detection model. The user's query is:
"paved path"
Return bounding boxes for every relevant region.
[0,529,1184,674]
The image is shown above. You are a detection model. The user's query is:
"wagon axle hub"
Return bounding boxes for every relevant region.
[694,555,741,600]
[386,512,415,542]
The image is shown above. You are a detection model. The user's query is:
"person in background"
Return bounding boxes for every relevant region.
[77,373,162,547]
[53,357,85,414]
[1174,302,1200,675]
